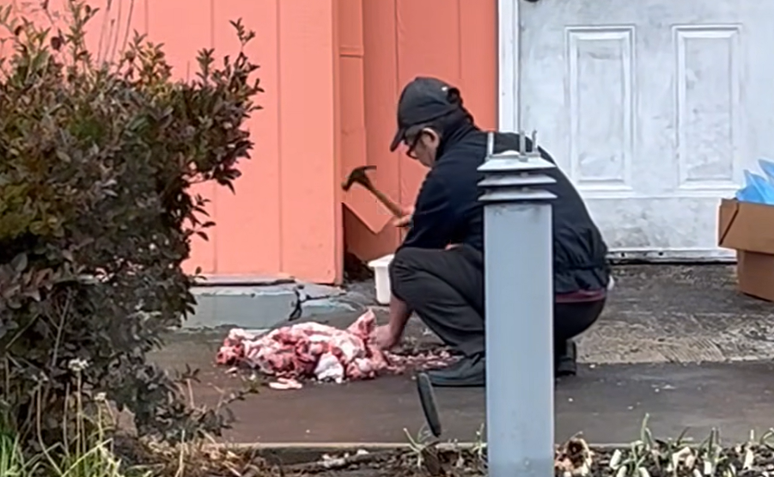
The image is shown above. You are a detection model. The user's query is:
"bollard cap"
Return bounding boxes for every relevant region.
[478,130,557,203]
[478,130,556,173]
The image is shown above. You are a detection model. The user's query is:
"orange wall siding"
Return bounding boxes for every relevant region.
[343,0,404,263]
[4,0,344,284]
[137,0,343,284]
[152,0,342,284]
[342,0,498,263]
[2,0,498,284]
[173,0,341,284]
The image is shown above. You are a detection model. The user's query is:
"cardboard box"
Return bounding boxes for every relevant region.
[718,198,774,301]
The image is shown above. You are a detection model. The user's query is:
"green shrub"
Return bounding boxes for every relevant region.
[0,0,262,447]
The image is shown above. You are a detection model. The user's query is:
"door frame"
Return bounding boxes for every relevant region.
[498,0,520,133]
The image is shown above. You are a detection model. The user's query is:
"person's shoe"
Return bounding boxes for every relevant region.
[555,340,577,377]
[427,354,485,387]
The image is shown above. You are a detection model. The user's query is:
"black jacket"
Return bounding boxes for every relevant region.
[399,122,610,294]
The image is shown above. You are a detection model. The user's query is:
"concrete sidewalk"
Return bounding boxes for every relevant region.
[148,264,774,445]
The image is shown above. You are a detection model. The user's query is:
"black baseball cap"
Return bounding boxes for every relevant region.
[389,77,461,152]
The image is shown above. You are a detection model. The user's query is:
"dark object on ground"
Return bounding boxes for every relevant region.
[555,339,578,377]
[343,251,374,283]
[415,372,442,437]
[426,353,486,387]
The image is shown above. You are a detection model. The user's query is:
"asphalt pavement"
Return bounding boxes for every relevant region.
[147,264,774,444]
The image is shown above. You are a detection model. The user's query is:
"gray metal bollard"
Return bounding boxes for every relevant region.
[477,130,557,477]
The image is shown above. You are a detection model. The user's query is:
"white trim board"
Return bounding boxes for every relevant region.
[498,0,520,132]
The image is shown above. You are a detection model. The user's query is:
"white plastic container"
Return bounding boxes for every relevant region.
[367,254,394,305]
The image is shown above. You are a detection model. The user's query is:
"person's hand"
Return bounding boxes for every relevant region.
[392,206,414,228]
[373,324,400,351]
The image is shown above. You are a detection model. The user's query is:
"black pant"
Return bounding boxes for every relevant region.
[389,246,605,360]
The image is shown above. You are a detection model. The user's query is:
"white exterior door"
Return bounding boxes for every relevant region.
[499,0,774,260]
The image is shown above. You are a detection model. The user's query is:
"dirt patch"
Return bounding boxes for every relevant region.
[117,438,774,476]
[264,445,774,477]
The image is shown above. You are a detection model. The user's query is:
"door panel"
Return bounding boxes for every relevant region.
[518,0,774,259]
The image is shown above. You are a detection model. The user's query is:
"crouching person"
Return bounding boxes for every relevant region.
[372,77,611,387]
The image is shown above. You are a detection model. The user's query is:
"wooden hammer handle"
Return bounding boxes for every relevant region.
[368,184,405,218]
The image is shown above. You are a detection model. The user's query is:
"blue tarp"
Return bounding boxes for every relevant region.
[736,159,774,205]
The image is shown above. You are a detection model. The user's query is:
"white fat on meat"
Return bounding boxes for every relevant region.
[314,352,346,383]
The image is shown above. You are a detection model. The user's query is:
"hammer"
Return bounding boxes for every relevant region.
[342,165,406,219]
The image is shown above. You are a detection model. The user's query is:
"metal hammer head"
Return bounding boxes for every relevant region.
[342,165,376,191]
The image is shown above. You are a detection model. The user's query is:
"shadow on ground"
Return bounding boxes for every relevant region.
[145,264,774,444]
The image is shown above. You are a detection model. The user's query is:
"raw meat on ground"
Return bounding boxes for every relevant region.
[215,309,456,389]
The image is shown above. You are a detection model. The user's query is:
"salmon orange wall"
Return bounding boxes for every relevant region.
[140,0,341,285]
[2,0,497,285]
[339,0,498,264]
[1,0,343,284]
